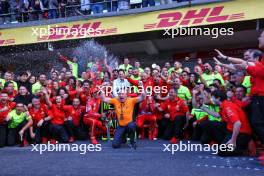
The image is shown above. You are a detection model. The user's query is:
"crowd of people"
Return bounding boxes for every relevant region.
[0,31,264,164]
[0,0,192,24]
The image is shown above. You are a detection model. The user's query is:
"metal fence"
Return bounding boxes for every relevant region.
[0,0,194,24]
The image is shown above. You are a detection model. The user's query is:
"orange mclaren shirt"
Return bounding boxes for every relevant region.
[109,97,138,126]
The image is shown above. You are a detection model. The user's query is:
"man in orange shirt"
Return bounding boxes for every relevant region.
[101,81,145,149]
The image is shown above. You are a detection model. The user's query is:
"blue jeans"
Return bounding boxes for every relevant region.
[112,122,136,148]
[142,0,155,7]
[91,4,104,14]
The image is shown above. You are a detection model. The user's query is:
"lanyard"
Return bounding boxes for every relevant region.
[120,102,124,120]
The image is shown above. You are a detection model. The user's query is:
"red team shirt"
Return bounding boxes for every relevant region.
[139,97,155,114]
[160,97,189,121]
[7,90,17,100]
[86,98,101,113]
[79,89,91,105]
[220,100,252,135]
[63,105,85,126]
[29,104,51,126]
[0,102,16,123]
[50,104,66,125]
[247,60,264,96]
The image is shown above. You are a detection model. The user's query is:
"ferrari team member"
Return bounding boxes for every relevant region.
[0,71,18,91]
[4,82,17,101]
[28,97,52,144]
[137,96,158,140]
[5,103,33,147]
[101,81,145,149]
[32,74,47,94]
[58,52,79,78]
[189,90,210,141]
[215,31,264,161]
[63,98,85,142]
[83,90,104,145]
[171,77,192,102]
[43,89,69,143]
[201,90,252,156]
[0,92,16,147]
[78,80,91,105]
[156,88,189,144]
[127,72,154,93]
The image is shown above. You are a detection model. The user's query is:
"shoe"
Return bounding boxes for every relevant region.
[209,141,217,146]
[139,130,145,139]
[91,137,98,145]
[258,154,264,161]
[69,137,75,143]
[248,140,256,156]
[20,139,28,147]
[148,131,153,141]
[169,137,177,144]
[50,139,57,144]
[183,132,190,140]
[129,143,137,150]
[153,127,158,139]
[41,137,48,144]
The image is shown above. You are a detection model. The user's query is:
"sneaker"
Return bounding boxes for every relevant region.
[169,137,177,144]
[50,139,57,144]
[148,132,153,141]
[129,143,137,150]
[69,137,75,143]
[258,154,264,161]
[153,127,158,139]
[138,135,144,139]
[248,140,256,156]
[41,137,48,144]
[20,139,28,147]
[91,137,98,145]
[139,130,145,139]
[261,160,264,166]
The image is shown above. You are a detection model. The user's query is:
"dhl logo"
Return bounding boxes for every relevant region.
[37,22,117,41]
[0,33,15,46]
[144,6,244,30]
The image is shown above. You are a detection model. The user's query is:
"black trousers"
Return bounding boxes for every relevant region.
[192,123,203,141]
[7,120,29,146]
[202,121,251,156]
[249,95,264,144]
[0,123,7,147]
[218,133,251,156]
[34,121,50,143]
[186,118,206,141]
[49,124,69,143]
[162,116,186,140]
[64,120,74,138]
[197,120,224,144]
[200,121,227,144]
[64,120,85,139]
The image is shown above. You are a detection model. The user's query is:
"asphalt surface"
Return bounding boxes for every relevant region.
[0,140,263,176]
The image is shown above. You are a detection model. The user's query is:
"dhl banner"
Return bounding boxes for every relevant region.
[0,0,264,46]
